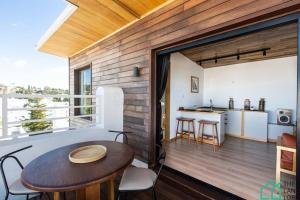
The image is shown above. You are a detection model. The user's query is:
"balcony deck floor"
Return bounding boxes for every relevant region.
[164,136,295,200]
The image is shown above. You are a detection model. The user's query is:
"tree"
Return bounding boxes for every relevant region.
[22,98,52,133]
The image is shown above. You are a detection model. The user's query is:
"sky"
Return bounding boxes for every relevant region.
[0,0,69,89]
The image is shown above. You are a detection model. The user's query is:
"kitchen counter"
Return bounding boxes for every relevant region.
[178,108,268,114]
[178,109,226,114]
[173,107,269,144]
[176,108,226,144]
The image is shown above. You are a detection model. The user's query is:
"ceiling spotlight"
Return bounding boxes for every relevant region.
[263,50,267,56]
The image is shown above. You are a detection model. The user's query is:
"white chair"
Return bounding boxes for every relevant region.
[0,145,45,200]
[116,145,166,200]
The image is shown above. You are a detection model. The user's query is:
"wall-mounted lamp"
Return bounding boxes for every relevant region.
[133,67,140,77]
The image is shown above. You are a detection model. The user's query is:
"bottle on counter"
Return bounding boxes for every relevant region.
[244,99,251,110]
[259,98,265,111]
[229,97,234,109]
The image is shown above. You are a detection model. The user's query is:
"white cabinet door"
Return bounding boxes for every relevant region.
[244,111,268,142]
[226,110,242,136]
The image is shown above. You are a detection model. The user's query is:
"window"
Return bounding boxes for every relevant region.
[75,66,92,116]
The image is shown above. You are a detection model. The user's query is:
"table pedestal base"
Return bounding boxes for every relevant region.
[53,178,114,200]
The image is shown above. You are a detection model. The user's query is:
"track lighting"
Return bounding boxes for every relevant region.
[196,48,270,65]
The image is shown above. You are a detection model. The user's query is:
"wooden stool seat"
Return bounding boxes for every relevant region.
[176,117,195,122]
[198,120,218,125]
[175,118,196,143]
[197,120,219,151]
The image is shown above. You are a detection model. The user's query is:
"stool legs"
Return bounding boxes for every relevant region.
[188,121,191,144]
[201,123,204,143]
[181,121,184,139]
[212,124,215,152]
[175,120,180,142]
[197,123,201,144]
[188,121,196,144]
[197,122,219,151]
[192,121,196,142]
[175,119,196,143]
[215,124,219,147]
[212,124,219,151]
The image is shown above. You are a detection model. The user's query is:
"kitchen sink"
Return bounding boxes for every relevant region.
[197,107,228,111]
[196,109,214,112]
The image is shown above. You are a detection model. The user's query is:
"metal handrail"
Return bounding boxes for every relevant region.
[0,94,103,139]
[8,114,97,125]
[7,105,99,111]
[0,94,96,98]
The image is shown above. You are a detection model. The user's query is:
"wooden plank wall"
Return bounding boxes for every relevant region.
[69,0,300,162]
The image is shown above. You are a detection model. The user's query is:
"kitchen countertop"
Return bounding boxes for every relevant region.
[177,109,226,114]
[178,108,268,114]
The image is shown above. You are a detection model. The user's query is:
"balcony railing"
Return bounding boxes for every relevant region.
[0,94,103,140]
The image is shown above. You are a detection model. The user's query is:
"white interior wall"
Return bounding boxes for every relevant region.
[169,52,204,138]
[203,56,297,123]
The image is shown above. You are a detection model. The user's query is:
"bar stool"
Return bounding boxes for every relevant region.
[175,117,196,143]
[197,120,219,151]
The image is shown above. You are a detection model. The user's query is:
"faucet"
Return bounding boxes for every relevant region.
[210,99,213,110]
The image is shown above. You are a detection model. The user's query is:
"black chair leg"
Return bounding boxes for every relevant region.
[40,192,43,200]
[116,190,120,200]
[26,194,29,200]
[46,192,51,200]
[63,192,67,200]
[152,188,157,200]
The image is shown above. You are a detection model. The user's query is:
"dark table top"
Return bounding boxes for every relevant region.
[21,141,134,192]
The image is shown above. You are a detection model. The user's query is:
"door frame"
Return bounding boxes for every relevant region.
[151,12,300,198]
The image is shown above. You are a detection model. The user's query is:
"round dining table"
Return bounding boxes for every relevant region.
[21,141,134,200]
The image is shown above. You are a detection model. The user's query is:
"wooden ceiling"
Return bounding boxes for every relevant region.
[38,0,173,58]
[181,23,298,68]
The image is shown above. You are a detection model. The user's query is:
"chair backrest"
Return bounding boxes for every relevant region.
[0,145,32,194]
[109,130,130,144]
[153,144,166,187]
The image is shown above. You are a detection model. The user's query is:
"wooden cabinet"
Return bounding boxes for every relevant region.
[225,110,242,137]
[243,111,268,142]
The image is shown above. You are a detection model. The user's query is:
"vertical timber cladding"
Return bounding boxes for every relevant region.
[69,0,300,162]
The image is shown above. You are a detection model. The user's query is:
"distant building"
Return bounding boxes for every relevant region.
[0,84,16,94]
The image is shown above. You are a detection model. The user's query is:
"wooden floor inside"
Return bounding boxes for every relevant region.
[164,136,294,200]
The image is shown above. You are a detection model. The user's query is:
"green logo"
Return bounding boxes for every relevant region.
[260,180,282,200]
